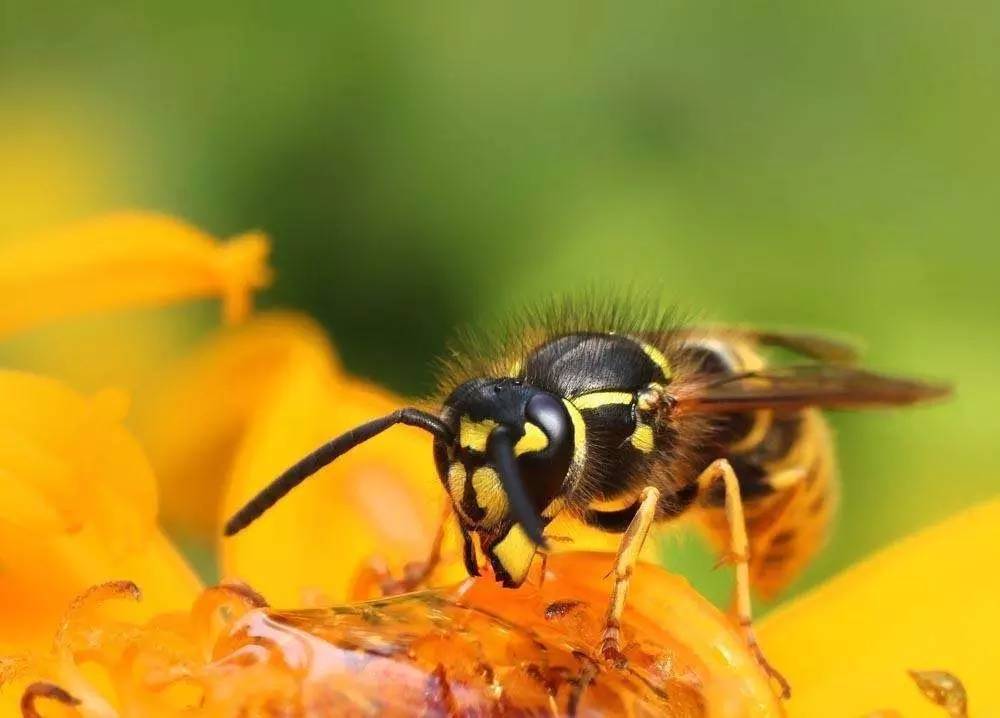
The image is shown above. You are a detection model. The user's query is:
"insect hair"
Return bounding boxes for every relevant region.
[434,290,700,400]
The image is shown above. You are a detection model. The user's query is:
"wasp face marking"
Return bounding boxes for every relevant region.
[459,417,498,453]
[485,524,536,587]
[471,465,507,525]
[514,422,549,455]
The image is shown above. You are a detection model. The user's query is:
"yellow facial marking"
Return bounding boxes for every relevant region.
[630,421,655,453]
[491,525,537,586]
[571,391,634,411]
[459,416,498,453]
[472,466,507,526]
[638,340,672,379]
[514,421,548,456]
[447,462,466,503]
[561,398,587,472]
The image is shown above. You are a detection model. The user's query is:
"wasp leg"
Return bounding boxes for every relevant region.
[366,499,452,596]
[697,458,792,699]
[598,485,660,667]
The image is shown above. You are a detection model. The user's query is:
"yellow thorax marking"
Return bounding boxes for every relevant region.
[637,340,672,378]
[571,391,634,411]
[491,525,536,586]
[472,466,507,526]
[561,398,587,471]
[459,416,498,453]
[630,421,656,452]
[514,421,548,455]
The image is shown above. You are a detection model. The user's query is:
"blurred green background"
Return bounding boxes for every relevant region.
[1,2,996,606]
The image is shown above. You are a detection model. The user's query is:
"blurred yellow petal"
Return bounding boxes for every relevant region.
[220,359,466,607]
[758,498,999,716]
[0,212,271,338]
[0,371,201,653]
[136,312,341,534]
[0,107,121,241]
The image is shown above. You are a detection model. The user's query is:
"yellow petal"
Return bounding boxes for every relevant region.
[136,312,340,535]
[0,212,271,338]
[758,498,999,716]
[220,361,466,607]
[0,107,120,242]
[0,371,201,653]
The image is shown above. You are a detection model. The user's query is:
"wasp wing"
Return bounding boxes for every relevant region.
[747,330,862,364]
[670,327,862,364]
[676,365,951,414]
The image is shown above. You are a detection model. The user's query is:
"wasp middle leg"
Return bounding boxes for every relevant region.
[597,485,661,666]
[697,458,791,699]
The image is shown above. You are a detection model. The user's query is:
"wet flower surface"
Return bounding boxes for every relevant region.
[3,554,780,718]
[217,554,781,717]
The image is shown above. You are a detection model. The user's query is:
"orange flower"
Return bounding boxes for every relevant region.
[1,555,782,717]
[0,213,992,716]
[0,372,200,654]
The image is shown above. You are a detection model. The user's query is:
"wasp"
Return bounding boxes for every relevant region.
[224,299,949,696]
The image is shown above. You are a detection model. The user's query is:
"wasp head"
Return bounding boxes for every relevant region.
[433,377,577,585]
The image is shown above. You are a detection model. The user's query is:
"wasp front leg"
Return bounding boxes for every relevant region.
[598,485,661,667]
[696,458,791,699]
[357,499,453,597]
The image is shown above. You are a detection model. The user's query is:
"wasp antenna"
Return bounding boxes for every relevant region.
[488,425,549,549]
[223,408,451,537]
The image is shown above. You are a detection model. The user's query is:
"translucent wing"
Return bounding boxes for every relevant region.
[746,329,861,363]
[673,327,862,364]
[675,365,951,414]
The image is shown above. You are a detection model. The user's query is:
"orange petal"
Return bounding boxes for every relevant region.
[758,498,999,716]
[3,554,784,717]
[219,361,467,607]
[0,212,271,338]
[212,554,782,716]
[0,371,201,653]
[135,312,340,535]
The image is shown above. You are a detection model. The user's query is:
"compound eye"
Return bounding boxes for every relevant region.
[525,393,572,456]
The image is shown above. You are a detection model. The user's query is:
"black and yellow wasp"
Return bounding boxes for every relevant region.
[224,299,948,696]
